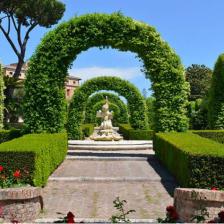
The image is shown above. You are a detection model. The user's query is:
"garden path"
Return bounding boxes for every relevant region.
[37,148,177,222]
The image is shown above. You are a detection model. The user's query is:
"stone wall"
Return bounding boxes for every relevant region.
[174,188,224,222]
[0,187,42,223]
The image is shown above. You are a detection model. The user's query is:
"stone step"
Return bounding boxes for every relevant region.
[66,156,149,161]
[48,176,174,182]
[68,140,153,151]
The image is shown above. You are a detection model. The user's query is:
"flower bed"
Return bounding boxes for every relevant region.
[0,186,42,223]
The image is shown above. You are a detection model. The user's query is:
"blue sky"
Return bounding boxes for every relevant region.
[1,0,224,96]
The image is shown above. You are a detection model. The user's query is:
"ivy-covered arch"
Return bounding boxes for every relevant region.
[67,76,147,139]
[85,92,129,124]
[24,12,189,133]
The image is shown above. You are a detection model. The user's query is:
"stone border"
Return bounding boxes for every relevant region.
[174,188,224,222]
[0,187,43,223]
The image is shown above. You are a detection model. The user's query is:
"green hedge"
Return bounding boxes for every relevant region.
[154,132,224,188]
[0,133,67,187]
[24,12,188,134]
[193,130,224,144]
[81,123,94,138]
[68,76,148,139]
[85,92,129,124]
[118,124,154,140]
[0,129,22,144]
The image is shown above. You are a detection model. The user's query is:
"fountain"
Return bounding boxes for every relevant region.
[89,97,123,141]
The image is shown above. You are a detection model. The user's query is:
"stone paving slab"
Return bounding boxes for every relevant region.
[50,160,174,182]
[40,181,174,220]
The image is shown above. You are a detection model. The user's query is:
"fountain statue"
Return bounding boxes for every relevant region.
[89,97,123,141]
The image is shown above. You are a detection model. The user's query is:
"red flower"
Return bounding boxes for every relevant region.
[218,211,224,222]
[170,210,179,220]
[211,187,218,191]
[0,166,3,172]
[208,219,216,223]
[67,211,75,223]
[166,205,175,213]
[13,170,21,178]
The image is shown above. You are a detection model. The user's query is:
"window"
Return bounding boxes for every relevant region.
[67,89,70,97]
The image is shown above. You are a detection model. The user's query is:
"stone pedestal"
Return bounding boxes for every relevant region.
[0,187,43,223]
[174,188,224,222]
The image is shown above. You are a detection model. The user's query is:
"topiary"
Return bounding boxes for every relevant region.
[208,54,224,129]
[67,76,148,139]
[24,13,189,133]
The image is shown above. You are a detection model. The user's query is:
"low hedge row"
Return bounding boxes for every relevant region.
[81,123,94,138]
[118,124,154,140]
[154,132,224,188]
[0,129,22,143]
[193,130,224,144]
[0,133,67,187]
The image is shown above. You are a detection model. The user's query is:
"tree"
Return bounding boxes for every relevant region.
[185,64,212,101]
[208,54,224,129]
[0,65,4,129]
[0,0,65,96]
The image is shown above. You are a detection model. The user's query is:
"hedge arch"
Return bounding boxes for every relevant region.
[24,12,189,133]
[85,92,129,124]
[92,101,121,126]
[67,76,147,139]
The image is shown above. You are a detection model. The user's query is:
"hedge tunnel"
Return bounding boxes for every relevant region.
[24,12,189,133]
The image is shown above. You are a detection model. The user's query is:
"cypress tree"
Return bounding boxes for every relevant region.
[208,54,224,129]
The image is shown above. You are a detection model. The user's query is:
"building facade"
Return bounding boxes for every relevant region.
[3,62,81,100]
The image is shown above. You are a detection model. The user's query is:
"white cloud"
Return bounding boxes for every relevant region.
[69,66,142,81]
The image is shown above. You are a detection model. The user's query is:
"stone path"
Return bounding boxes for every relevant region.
[38,149,177,222]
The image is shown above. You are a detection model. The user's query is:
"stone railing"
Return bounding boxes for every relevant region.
[174,188,224,222]
[0,187,42,222]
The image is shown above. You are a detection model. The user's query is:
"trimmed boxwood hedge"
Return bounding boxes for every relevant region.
[24,12,188,134]
[193,130,224,144]
[0,129,22,144]
[81,123,94,138]
[154,132,224,188]
[85,92,129,124]
[118,124,154,140]
[0,133,67,187]
[68,76,148,139]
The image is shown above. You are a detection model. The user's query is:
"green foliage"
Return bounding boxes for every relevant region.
[118,124,154,140]
[85,92,129,125]
[208,54,224,129]
[0,65,4,129]
[145,97,155,129]
[67,76,148,139]
[188,98,209,130]
[110,197,135,223]
[185,64,212,101]
[0,129,22,143]
[0,133,67,186]
[193,130,224,144]
[24,13,188,133]
[154,132,224,188]
[81,123,94,138]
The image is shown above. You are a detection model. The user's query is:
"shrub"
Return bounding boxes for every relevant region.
[208,54,224,129]
[67,76,148,139]
[85,92,128,124]
[0,133,67,187]
[24,12,188,134]
[0,129,22,144]
[154,132,224,188]
[193,130,224,144]
[146,97,155,129]
[0,65,4,129]
[118,124,154,140]
[81,123,94,138]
